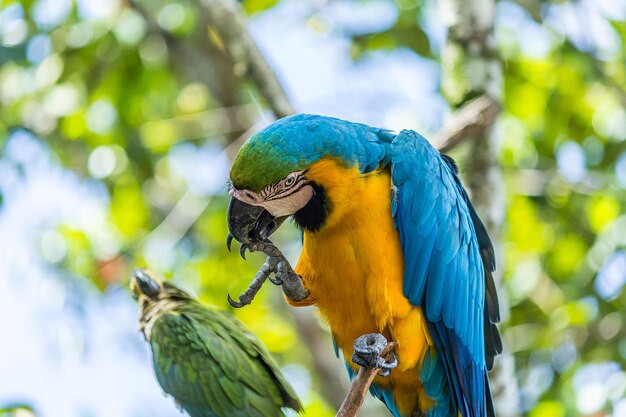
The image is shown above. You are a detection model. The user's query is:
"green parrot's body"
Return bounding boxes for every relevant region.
[131,269,301,417]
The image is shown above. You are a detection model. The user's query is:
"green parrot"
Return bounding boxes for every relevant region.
[130,268,302,417]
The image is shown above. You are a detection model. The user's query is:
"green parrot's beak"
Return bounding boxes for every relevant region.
[227,197,285,248]
[131,268,162,298]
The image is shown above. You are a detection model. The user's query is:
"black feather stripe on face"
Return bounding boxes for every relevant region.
[292,182,329,232]
[266,180,309,201]
[257,171,307,201]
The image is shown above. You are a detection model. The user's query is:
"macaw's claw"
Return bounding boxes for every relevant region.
[239,244,249,260]
[352,333,398,377]
[268,272,283,286]
[226,233,234,252]
[227,293,246,308]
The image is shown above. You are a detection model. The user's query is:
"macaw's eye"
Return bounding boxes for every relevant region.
[285,176,296,187]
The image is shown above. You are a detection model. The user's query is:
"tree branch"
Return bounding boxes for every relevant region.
[336,341,397,417]
[433,95,501,153]
[197,0,295,119]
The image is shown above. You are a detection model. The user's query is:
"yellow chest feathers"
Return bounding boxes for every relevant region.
[293,158,413,344]
[291,159,435,415]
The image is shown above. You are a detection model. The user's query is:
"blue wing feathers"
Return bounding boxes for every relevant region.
[442,216,460,262]
[454,262,469,340]
[410,178,430,223]
[402,236,424,297]
[421,349,437,381]
[390,129,498,417]
[442,151,502,370]
[419,202,439,231]
[424,247,447,320]
[404,229,437,299]
[441,261,458,327]
[421,178,440,222]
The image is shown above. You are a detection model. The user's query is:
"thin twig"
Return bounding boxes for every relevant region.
[336,342,398,417]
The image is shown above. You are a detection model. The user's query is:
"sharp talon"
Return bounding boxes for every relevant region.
[226,234,234,252]
[377,353,398,376]
[240,244,248,260]
[227,293,245,308]
[382,353,398,370]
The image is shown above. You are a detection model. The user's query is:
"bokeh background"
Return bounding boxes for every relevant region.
[1,0,626,416]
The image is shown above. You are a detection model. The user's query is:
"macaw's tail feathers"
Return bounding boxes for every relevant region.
[463,184,502,372]
[484,312,503,371]
[485,373,496,417]
[426,321,492,417]
[421,348,455,417]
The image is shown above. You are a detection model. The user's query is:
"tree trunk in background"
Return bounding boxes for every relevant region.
[439,1,520,416]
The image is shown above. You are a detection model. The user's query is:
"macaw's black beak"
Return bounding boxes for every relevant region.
[227,197,286,249]
[131,268,161,298]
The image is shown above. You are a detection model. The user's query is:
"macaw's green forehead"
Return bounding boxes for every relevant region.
[230,136,306,192]
[230,113,396,191]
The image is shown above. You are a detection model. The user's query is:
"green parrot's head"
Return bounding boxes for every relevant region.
[227,114,394,246]
[131,268,192,340]
[130,268,190,305]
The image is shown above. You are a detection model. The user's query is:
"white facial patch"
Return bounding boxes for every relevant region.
[230,171,313,217]
[260,185,314,217]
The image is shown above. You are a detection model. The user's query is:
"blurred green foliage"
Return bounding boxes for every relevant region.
[0,405,36,417]
[1,0,626,416]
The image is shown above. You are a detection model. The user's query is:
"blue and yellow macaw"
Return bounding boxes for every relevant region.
[226,114,502,417]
